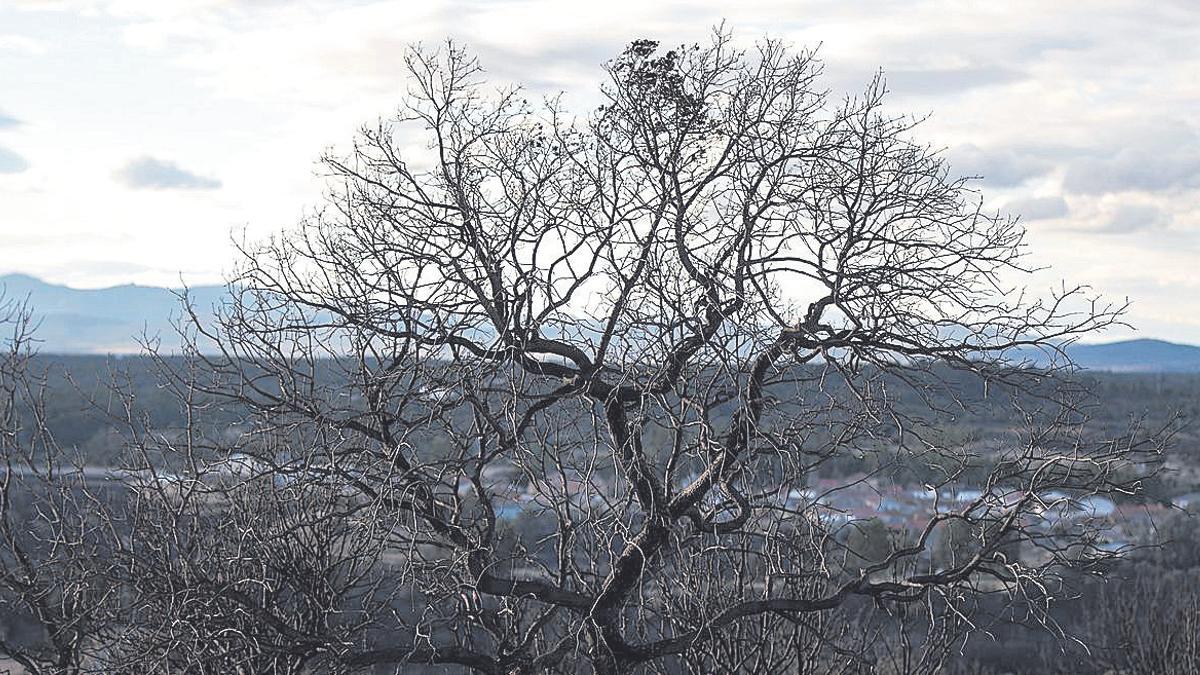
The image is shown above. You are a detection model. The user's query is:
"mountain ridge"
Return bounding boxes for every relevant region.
[3,274,1200,370]
[1065,338,1200,373]
[1,273,225,354]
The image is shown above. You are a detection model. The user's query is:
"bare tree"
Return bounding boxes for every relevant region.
[118,32,1163,674]
[0,296,120,674]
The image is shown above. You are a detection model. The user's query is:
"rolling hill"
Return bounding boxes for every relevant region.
[1066,338,1200,373]
[3,274,1200,369]
[0,274,224,353]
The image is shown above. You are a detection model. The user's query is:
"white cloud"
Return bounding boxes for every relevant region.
[0,33,48,54]
[2,0,1200,340]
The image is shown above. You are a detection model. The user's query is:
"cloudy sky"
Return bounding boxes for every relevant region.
[1,0,1198,342]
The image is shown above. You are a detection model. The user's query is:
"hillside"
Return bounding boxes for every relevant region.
[1068,338,1200,373]
[4,274,1200,367]
[0,274,223,353]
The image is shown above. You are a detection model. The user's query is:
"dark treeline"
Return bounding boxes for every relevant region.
[27,353,1200,498]
[5,354,1198,673]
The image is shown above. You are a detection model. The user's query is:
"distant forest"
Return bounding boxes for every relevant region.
[29,354,1200,497]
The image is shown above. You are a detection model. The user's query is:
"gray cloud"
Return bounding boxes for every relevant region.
[1005,195,1069,221]
[114,156,221,190]
[0,145,29,173]
[950,144,1053,187]
[1062,119,1200,195]
[944,118,1200,201]
[1099,203,1168,234]
[474,41,617,92]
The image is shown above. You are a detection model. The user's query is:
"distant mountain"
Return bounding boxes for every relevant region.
[1065,338,1200,373]
[3,274,1200,367]
[0,274,225,354]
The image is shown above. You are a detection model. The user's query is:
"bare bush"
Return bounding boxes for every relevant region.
[0,297,120,674]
